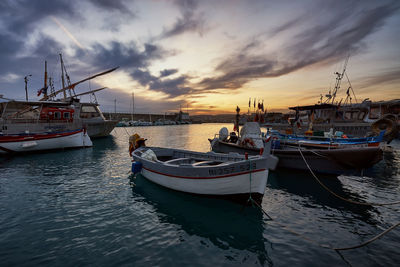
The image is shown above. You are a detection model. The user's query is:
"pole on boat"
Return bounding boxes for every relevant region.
[236,105,240,137]
[131,92,135,121]
[24,74,32,101]
[60,54,67,100]
[44,61,48,98]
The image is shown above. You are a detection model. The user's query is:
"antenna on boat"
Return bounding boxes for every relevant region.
[24,74,32,101]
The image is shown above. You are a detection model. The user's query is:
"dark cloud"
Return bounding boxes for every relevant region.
[87,41,192,98]
[0,32,67,98]
[89,0,132,14]
[149,75,191,97]
[0,0,77,35]
[130,69,191,98]
[197,2,400,91]
[158,0,206,39]
[160,69,178,77]
[90,42,165,69]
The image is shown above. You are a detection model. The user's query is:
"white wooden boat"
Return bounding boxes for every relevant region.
[131,143,278,204]
[0,128,92,154]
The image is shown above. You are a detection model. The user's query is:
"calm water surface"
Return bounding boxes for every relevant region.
[0,123,399,266]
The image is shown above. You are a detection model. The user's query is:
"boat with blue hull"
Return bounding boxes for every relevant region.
[209,123,383,174]
[273,130,385,149]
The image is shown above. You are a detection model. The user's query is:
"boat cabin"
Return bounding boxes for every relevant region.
[79,103,105,120]
[39,107,74,122]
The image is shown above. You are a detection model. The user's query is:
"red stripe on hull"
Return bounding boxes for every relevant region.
[142,166,266,179]
[0,129,83,143]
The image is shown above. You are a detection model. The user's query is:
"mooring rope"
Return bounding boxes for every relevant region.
[247,157,253,203]
[250,198,400,251]
[298,148,400,206]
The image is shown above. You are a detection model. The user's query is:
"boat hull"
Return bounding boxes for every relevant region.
[84,120,118,138]
[0,129,92,154]
[141,166,269,196]
[132,147,277,204]
[210,140,383,174]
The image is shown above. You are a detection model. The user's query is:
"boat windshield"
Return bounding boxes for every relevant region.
[80,105,101,118]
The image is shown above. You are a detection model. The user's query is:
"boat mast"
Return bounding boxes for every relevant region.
[131,92,134,121]
[331,55,349,105]
[24,74,32,101]
[60,54,67,100]
[44,61,48,98]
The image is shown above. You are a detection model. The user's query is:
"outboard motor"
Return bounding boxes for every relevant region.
[131,161,143,174]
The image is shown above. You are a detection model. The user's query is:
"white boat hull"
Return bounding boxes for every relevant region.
[141,165,269,196]
[0,129,92,154]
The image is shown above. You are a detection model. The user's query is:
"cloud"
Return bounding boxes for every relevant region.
[158,0,207,39]
[0,32,66,96]
[89,0,133,14]
[88,42,193,98]
[96,87,188,114]
[0,0,78,35]
[90,42,166,69]
[197,2,400,91]
[357,68,400,89]
[160,69,178,77]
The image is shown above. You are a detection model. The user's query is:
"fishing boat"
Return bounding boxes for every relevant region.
[0,98,93,154]
[261,56,399,141]
[273,130,385,149]
[131,142,278,205]
[38,55,119,138]
[209,122,383,174]
[0,128,92,154]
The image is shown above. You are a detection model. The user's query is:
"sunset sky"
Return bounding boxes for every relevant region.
[0,0,399,114]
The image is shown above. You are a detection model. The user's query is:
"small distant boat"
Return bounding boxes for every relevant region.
[131,144,278,204]
[0,128,92,154]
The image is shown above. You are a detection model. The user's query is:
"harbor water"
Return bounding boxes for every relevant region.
[0,123,399,266]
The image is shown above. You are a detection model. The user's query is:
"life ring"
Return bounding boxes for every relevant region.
[371,118,395,137]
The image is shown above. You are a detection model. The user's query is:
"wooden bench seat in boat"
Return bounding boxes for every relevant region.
[164,158,191,165]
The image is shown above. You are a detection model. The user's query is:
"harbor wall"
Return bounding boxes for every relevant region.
[103,112,177,122]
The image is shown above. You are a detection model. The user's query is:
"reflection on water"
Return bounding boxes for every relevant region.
[268,170,377,224]
[131,173,272,266]
[0,125,399,266]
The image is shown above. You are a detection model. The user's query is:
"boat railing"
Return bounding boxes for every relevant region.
[213,133,269,142]
[4,118,75,124]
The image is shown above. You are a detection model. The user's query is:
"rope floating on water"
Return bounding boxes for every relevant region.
[297,148,400,206]
[251,198,400,251]
[333,222,400,251]
[250,149,400,251]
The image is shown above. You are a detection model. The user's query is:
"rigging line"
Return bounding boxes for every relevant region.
[344,72,358,104]
[251,198,400,252]
[298,148,400,206]
[333,222,400,251]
